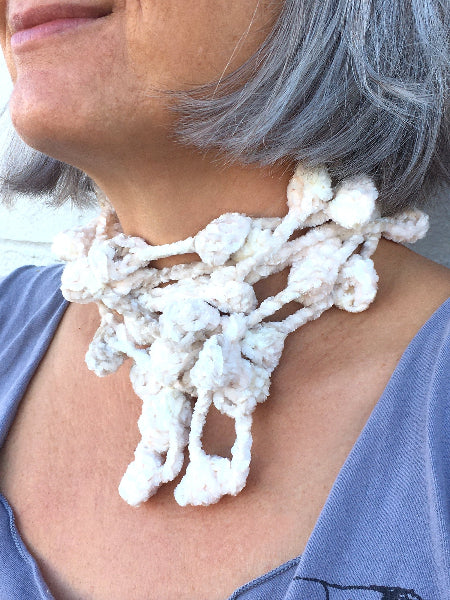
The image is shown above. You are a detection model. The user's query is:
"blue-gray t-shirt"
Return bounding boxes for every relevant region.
[0,264,449,600]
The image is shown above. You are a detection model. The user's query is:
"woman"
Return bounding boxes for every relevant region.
[0,1,449,599]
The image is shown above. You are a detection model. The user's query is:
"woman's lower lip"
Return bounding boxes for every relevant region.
[10,17,100,50]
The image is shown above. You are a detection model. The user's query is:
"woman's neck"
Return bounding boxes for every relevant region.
[90,150,295,251]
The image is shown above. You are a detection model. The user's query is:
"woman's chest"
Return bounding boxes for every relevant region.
[0,350,383,600]
[0,300,400,600]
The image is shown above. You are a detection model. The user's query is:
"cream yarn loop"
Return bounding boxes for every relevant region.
[53,165,428,507]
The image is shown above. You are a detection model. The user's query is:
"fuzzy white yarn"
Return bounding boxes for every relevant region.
[52,165,428,507]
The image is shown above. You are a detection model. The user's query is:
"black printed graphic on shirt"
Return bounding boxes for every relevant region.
[294,577,424,599]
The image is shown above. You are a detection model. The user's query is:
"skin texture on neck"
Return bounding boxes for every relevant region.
[93,152,296,253]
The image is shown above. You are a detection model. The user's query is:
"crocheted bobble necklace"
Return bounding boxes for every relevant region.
[53,165,428,507]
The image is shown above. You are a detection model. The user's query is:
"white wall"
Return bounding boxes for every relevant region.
[0,197,98,277]
[0,51,448,279]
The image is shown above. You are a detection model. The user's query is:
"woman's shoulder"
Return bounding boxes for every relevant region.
[0,263,66,333]
[0,263,65,298]
[371,241,450,335]
[366,242,450,408]
[0,264,69,447]
[396,244,450,336]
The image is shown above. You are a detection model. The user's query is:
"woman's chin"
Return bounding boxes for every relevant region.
[7,62,171,173]
[9,78,100,166]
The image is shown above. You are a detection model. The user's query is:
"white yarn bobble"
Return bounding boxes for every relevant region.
[52,224,96,262]
[55,163,428,507]
[287,238,343,306]
[122,313,157,347]
[241,324,286,371]
[159,298,221,344]
[194,213,252,266]
[147,338,194,388]
[174,413,252,506]
[118,443,164,506]
[382,209,429,243]
[333,255,379,312]
[203,268,256,314]
[60,257,101,300]
[287,166,333,220]
[326,176,379,229]
[174,452,243,506]
[85,315,126,376]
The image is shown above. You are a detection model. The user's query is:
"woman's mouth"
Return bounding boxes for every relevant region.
[9,3,112,50]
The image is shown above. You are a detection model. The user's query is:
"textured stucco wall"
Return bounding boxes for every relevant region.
[0,53,448,279]
[0,199,98,278]
[406,193,449,268]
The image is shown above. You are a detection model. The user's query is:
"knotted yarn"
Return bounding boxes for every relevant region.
[52,165,428,507]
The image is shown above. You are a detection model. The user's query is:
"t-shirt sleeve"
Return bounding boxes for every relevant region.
[0,264,68,447]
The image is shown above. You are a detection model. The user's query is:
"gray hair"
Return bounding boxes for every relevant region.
[1,0,448,214]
